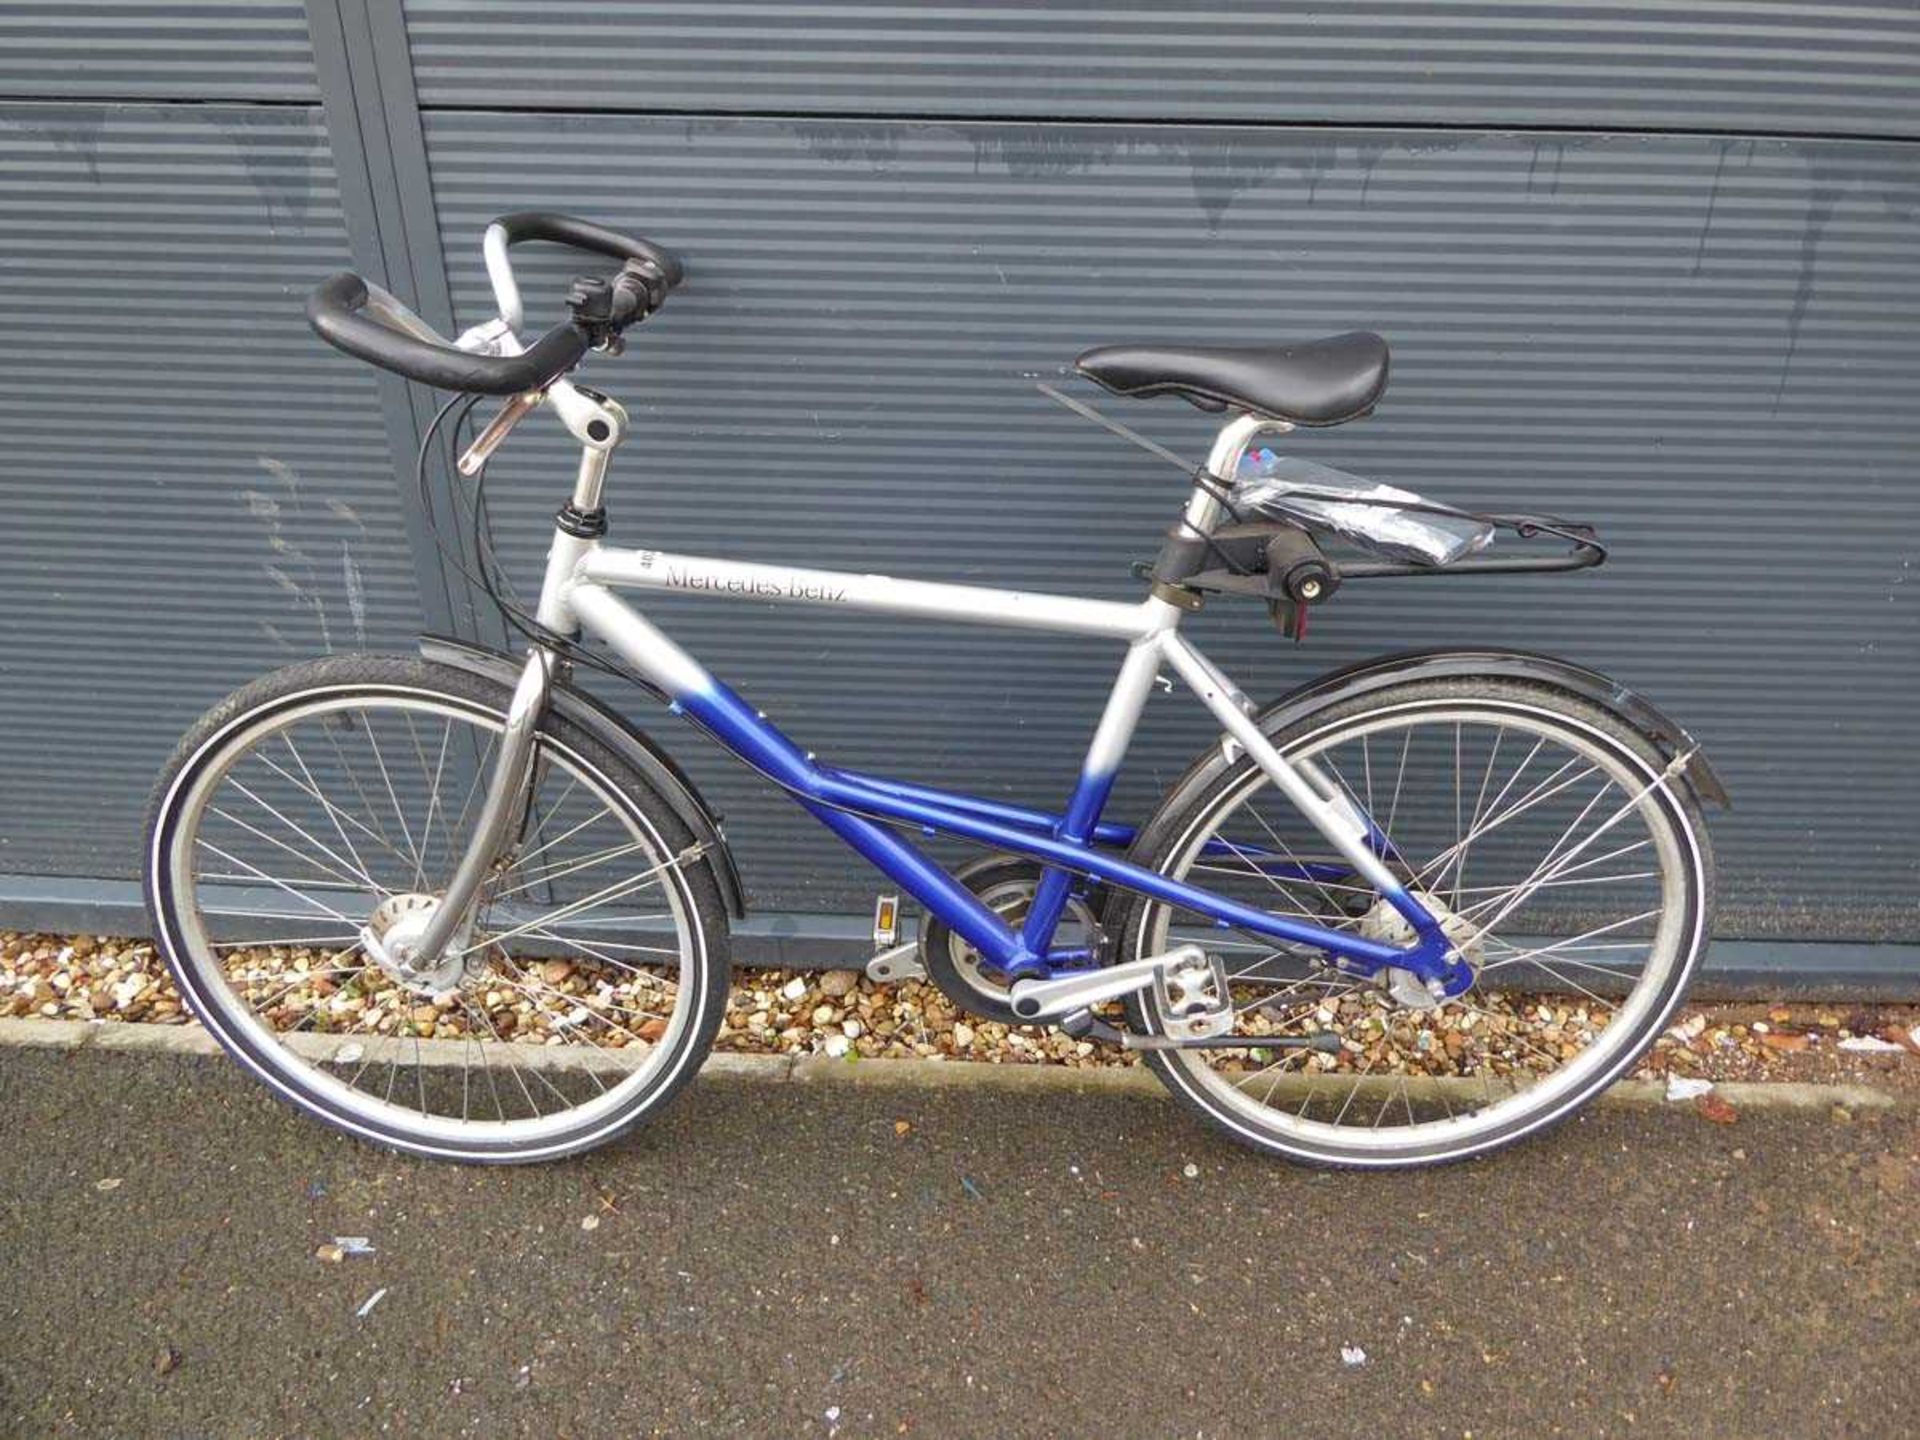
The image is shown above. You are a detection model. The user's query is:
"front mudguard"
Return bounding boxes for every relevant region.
[418,634,748,918]
[1254,647,1730,810]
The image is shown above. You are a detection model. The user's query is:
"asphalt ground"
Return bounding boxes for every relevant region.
[2,1042,1916,1438]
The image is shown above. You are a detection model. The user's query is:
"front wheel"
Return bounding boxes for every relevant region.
[143,654,732,1164]
[1106,676,1714,1169]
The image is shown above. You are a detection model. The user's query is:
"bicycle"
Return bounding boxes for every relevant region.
[144,213,1725,1167]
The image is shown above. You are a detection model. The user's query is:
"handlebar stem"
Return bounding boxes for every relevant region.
[549,381,628,510]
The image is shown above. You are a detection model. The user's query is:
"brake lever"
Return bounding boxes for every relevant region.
[457,388,544,476]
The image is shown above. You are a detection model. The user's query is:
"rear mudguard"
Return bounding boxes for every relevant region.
[418,634,748,918]
[1245,647,1730,810]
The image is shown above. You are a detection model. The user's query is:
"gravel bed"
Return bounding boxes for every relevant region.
[4,931,1917,1093]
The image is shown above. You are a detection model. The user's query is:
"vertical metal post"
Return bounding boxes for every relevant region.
[303,0,502,646]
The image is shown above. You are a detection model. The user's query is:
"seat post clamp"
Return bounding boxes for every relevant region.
[1150,579,1205,611]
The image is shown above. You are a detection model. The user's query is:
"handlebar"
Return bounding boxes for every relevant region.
[483,211,683,332]
[305,211,682,395]
[306,273,589,395]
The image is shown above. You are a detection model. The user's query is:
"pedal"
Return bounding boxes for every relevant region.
[864,893,925,983]
[871,893,900,948]
[1152,949,1235,1039]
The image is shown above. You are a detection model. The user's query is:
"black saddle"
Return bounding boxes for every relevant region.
[1074,332,1389,427]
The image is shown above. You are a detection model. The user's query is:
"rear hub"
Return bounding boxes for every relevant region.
[1356,888,1482,1009]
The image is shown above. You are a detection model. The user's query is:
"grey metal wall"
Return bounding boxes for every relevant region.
[428,115,1920,944]
[0,3,1913,967]
[401,1,1920,136]
[0,7,418,888]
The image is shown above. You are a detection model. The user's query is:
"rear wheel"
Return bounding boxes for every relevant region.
[1107,677,1713,1168]
[143,654,731,1164]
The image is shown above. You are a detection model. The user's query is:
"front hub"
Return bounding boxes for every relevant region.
[359,892,471,994]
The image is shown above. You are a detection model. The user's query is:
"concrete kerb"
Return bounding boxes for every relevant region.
[0,1017,1902,1113]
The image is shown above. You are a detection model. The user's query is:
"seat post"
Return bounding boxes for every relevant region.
[1181,412,1292,540]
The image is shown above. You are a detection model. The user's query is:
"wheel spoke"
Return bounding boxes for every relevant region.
[276,732,384,893]
[252,749,419,876]
[358,723,423,881]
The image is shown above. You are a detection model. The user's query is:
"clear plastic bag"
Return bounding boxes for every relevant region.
[1233,450,1495,567]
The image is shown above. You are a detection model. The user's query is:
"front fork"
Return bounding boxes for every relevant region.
[393,382,628,982]
[390,647,556,982]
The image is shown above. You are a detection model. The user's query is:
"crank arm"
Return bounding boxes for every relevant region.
[865,938,925,983]
[1006,945,1204,1022]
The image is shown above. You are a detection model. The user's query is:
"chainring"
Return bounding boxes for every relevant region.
[918,854,1107,1025]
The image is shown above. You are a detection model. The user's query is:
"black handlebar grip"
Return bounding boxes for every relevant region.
[490,211,684,289]
[305,273,589,395]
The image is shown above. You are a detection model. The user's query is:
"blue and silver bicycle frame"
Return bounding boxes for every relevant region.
[414,392,1470,1000]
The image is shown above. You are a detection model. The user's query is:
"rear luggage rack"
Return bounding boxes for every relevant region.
[1180,514,1606,597]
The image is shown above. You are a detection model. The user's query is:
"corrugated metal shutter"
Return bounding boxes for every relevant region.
[0,1,317,101]
[403,0,1920,136]
[0,5,1910,958]
[422,113,1920,941]
[0,102,418,880]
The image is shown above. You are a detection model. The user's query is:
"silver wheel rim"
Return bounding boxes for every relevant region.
[159,686,705,1152]
[1138,697,1702,1160]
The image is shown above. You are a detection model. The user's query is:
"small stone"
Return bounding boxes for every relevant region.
[781,976,808,1001]
[822,1033,852,1058]
[637,1017,668,1043]
[93,1177,123,1192]
[580,1214,600,1232]
[1831,1104,1854,1124]
[893,1120,912,1137]
[1695,1094,1739,1126]
[818,970,859,999]
[1182,1163,1200,1179]
[315,1243,345,1264]
[540,959,575,986]
[841,1019,863,1039]
[812,1004,838,1026]
[952,1022,976,1049]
